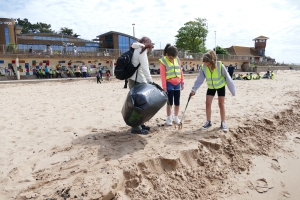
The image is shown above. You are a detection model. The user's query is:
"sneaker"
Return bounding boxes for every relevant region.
[141,124,150,131]
[166,116,173,126]
[201,121,212,130]
[221,121,228,132]
[173,116,181,125]
[131,129,148,135]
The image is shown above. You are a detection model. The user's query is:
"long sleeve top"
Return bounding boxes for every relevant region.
[129,42,153,83]
[191,63,236,96]
[159,62,184,90]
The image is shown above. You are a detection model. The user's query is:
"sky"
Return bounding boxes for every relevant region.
[1,0,300,63]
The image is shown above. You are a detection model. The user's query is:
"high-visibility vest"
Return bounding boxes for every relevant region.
[202,61,226,89]
[159,56,181,80]
[271,73,275,79]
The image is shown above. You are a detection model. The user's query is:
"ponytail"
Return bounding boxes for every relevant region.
[163,43,171,56]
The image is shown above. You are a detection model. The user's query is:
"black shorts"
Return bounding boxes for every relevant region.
[206,86,225,97]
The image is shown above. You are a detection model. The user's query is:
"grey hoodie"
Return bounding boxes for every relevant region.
[191,62,236,96]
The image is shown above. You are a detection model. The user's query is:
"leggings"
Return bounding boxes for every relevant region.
[167,90,180,106]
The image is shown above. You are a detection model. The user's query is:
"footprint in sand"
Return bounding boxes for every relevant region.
[271,159,281,171]
[280,191,290,199]
[293,137,300,144]
[254,178,274,193]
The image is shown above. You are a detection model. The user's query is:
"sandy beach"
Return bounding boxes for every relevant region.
[1,70,300,200]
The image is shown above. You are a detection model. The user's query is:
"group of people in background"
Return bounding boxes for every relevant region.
[232,70,274,80]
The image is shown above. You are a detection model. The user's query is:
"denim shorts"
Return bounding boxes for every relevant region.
[166,82,180,91]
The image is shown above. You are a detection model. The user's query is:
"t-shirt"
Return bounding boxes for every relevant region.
[82,66,87,72]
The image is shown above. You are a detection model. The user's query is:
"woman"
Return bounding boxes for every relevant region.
[128,37,154,134]
[190,50,235,132]
[159,44,184,125]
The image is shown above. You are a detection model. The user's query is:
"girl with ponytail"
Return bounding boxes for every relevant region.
[190,50,236,132]
[159,44,184,125]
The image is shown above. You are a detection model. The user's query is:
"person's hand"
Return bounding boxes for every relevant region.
[163,88,167,93]
[190,91,195,96]
[181,83,184,90]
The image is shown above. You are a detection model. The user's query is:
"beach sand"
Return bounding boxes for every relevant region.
[1,70,300,200]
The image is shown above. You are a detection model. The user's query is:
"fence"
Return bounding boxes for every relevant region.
[0,44,259,61]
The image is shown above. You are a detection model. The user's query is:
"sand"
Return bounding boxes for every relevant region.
[0,70,300,200]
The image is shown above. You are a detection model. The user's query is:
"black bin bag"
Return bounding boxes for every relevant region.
[122,83,168,127]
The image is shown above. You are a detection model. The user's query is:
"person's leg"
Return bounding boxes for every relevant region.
[217,86,227,131]
[205,95,214,121]
[173,89,181,124]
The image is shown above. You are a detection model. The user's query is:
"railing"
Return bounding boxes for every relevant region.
[0,44,255,61]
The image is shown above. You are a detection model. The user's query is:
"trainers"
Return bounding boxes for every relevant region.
[201,120,212,130]
[131,129,148,135]
[141,124,150,131]
[173,116,181,125]
[221,121,228,132]
[166,116,173,126]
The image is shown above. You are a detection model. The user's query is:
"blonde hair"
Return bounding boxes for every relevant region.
[202,50,217,69]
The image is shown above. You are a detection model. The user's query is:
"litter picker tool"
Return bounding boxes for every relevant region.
[178,93,192,130]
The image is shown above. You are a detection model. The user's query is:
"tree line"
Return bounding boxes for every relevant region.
[15,17,229,54]
[16,18,80,38]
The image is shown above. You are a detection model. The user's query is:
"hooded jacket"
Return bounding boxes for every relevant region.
[129,42,153,83]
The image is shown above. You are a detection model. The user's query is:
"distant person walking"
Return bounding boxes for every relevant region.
[96,70,102,84]
[228,63,235,78]
[73,46,77,56]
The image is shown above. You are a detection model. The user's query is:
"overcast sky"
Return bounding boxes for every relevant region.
[1,0,299,63]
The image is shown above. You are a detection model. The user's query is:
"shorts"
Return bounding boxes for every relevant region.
[206,86,225,97]
[166,82,180,91]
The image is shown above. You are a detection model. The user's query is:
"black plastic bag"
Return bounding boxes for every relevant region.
[122,83,167,127]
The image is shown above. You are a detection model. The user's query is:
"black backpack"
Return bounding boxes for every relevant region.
[114,48,140,80]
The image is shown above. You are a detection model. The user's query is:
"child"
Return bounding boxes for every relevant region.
[159,44,184,125]
[106,70,110,81]
[96,70,102,84]
[190,50,235,132]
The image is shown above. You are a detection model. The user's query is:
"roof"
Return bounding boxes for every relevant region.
[19,33,97,43]
[253,35,269,40]
[97,31,138,40]
[225,46,260,57]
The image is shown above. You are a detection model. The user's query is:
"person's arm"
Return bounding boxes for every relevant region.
[221,65,236,96]
[179,61,184,89]
[139,51,153,83]
[159,63,167,90]
[191,68,205,93]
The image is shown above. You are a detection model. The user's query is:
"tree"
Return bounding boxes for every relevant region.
[214,46,229,55]
[59,27,80,38]
[16,18,54,33]
[175,18,208,53]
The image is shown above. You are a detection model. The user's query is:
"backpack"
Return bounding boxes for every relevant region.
[114,48,140,80]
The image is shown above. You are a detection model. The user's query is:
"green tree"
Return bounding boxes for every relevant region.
[175,18,208,53]
[16,18,54,33]
[214,46,229,54]
[59,27,80,38]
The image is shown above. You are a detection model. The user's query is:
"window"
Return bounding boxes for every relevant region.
[259,39,265,42]
[4,27,10,45]
[118,35,129,53]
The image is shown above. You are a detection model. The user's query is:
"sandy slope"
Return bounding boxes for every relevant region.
[0,70,300,200]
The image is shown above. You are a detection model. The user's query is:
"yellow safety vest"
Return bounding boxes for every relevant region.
[271,73,275,79]
[159,56,181,80]
[202,61,226,89]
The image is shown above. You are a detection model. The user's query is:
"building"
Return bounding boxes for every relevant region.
[17,33,99,54]
[96,31,137,53]
[226,35,270,63]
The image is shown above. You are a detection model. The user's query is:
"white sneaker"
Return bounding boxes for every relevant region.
[221,121,228,132]
[173,116,181,125]
[166,116,173,126]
